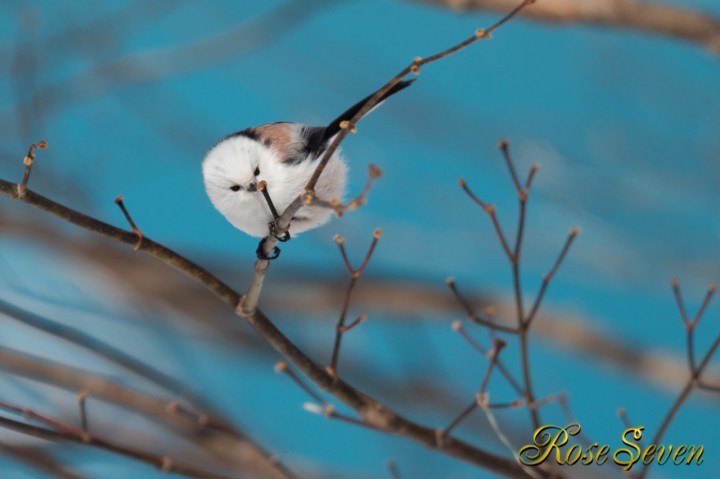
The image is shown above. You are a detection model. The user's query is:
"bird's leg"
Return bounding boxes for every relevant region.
[258,180,291,242]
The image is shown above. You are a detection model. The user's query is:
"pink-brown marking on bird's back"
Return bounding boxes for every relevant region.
[255,123,293,159]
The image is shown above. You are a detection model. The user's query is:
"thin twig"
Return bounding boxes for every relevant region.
[0,345,292,479]
[616,407,644,448]
[458,180,513,260]
[275,361,328,406]
[671,278,690,325]
[461,139,578,439]
[637,280,720,479]
[442,339,505,436]
[0,297,287,476]
[693,283,717,325]
[415,0,720,52]
[114,195,144,250]
[258,180,280,220]
[447,279,518,334]
[498,139,521,195]
[17,139,47,198]
[452,321,523,395]
[524,228,580,327]
[0,400,90,441]
[303,403,380,431]
[480,404,544,479]
[0,414,230,479]
[327,230,380,377]
[76,391,88,432]
[309,164,382,217]
[386,460,402,479]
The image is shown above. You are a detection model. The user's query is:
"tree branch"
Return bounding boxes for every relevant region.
[413,0,720,52]
[0,181,544,477]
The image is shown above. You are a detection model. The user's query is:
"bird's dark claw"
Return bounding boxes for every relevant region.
[268,221,291,242]
[256,237,281,260]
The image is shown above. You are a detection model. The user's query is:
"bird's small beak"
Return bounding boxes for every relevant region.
[247,182,257,192]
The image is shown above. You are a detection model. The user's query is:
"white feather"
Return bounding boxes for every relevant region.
[202,129,347,238]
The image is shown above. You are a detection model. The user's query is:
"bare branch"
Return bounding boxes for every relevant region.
[258,180,281,220]
[458,180,514,260]
[328,230,381,377]
[413,0,720,52]
[453,321,524,395]
[17,139,47,198]
[0,176,545,477]
[442,339,505,436]
[308,164,382,217]
[524,227,580,327]
[447,279,518,333]
[637,280,720,479]
[0,414,230,479]
[114,195,144,250]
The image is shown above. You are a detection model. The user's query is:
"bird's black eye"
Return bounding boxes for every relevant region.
[230,185,241,192]
[254,166,260,176]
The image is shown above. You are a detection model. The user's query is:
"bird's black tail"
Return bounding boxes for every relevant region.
[323,80,414,143]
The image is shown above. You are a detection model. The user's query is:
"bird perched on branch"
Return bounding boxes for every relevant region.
[202,80,413,244]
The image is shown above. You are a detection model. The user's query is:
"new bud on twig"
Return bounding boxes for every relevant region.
[411,57,422,74]
[339,121,357,133]
[569,227,581,237]
[333,234,344,245]
[302,190,315,205]
[274,361,287,373]
[373,228,383,239]
[369,164,382,178]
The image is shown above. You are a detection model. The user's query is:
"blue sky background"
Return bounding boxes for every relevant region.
[0,1,719,478]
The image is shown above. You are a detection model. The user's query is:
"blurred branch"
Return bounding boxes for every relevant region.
[0,414,231,479]
[0,0,341,141]
[637,280,720,479]
[458,140,578,435]
[414,0,720,52]
[0,442,92,479]
[327,231,380,377]
[0,345,291,479]
[0,169,545,477]
[2,215,713,397]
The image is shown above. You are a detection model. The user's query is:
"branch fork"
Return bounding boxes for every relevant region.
[17,140,48,198]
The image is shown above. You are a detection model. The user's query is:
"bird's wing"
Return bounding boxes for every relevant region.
[323,80,414,144]
[295,80,415,160]
[226,80,413,164]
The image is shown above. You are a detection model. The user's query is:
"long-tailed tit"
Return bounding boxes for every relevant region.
[202,80,413,247]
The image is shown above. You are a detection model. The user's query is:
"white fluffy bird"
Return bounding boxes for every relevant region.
[202,80,413,240]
